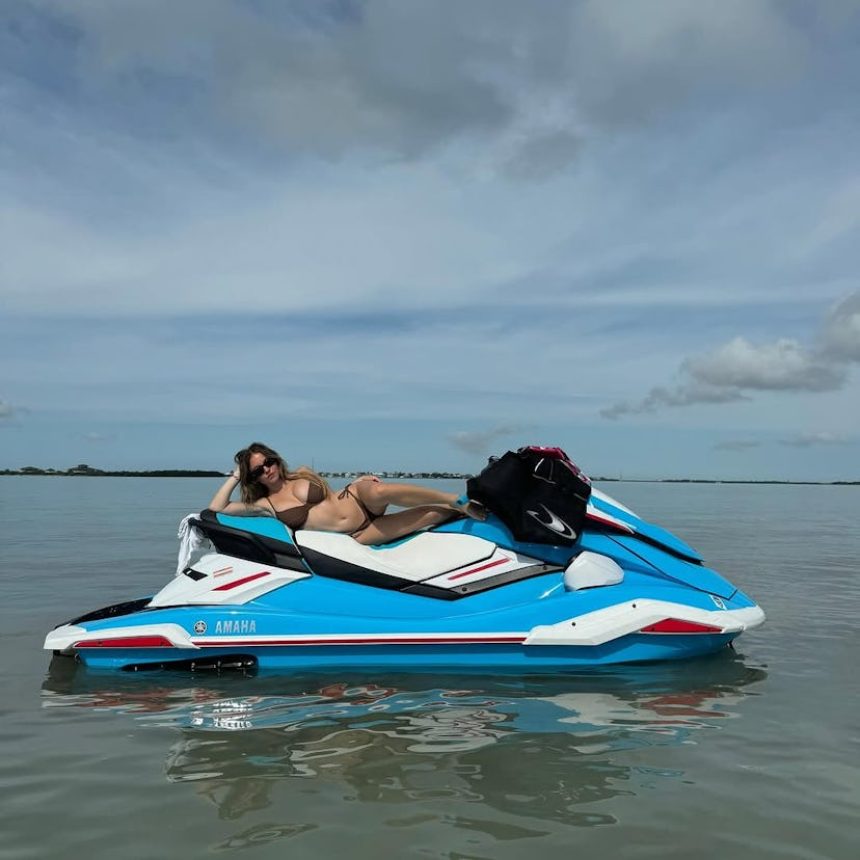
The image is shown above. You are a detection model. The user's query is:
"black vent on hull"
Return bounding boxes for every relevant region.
[121,655,259,673]
[67,597,153,626]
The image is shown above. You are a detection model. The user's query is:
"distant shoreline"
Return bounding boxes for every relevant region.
[0,467,856,485]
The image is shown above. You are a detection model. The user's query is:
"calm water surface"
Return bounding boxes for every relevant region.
[1,478,857,859]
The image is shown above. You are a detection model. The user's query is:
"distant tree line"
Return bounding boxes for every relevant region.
[0,464,224,478]
[0,464,855,484]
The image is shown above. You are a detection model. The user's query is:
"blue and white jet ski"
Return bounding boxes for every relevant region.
[44,489,765,672]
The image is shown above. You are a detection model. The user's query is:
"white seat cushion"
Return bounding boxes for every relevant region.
[294,530,497,582]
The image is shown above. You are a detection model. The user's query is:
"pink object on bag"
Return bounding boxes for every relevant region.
[523,445,569,459]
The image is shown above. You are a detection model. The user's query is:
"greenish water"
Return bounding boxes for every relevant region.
[1,478,857,859]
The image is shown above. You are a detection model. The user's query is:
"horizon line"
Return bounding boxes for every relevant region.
[1,466,857,486]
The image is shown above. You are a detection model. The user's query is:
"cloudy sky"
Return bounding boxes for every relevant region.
[2,0,859,480]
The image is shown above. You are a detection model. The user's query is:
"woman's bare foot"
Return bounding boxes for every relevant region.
[453,498,487,521]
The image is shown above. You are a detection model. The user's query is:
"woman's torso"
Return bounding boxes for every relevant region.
[262,479,366,532]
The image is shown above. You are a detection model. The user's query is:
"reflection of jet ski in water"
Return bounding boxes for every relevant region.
[43,654,765,740]
[44,450,764,672]
[42,656,766,825]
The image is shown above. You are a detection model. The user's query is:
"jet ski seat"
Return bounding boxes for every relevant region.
[294,530,496,582]
[195,510,483,580]
[194,510,553,598]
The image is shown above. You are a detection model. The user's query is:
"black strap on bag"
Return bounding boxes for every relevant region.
[466,446,592,544]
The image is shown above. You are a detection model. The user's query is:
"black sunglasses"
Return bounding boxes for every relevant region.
[248,457,279,480]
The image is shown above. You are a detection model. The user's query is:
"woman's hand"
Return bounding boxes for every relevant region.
[209,466,242,511]
[355,474,381,483]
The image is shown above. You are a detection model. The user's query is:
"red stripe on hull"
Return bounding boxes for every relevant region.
[75,636,175,649]
[213,571,270,591]
[192,635,526,647]
[640,619,724,634]
[585,512,635,533]
[447,557,510,581]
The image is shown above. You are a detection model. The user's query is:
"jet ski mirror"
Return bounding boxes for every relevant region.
[564,552,624,591]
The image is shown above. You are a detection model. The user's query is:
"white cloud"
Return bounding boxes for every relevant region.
[571,0,803,125]
[600,383,747,419]
[81,431,116,443]
[3,2,856,323]
[19,0,808,160]
[819,290,860,362]
[779,432,852,448]
[683,337,844,392]
[602,294,859,419]
[0,400,17,420]
[447,424,530,456]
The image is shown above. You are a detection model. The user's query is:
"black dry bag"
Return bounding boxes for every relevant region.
[466,446,591,544]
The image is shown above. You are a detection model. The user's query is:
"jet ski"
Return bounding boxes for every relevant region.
[43,486,765,673]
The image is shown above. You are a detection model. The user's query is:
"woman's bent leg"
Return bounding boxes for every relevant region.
[353,506,456,545]
[352,481,457,513]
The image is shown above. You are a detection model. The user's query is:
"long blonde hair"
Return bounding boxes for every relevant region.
[234,442,329,503]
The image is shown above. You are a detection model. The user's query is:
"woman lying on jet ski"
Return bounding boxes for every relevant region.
[208,442,485,545]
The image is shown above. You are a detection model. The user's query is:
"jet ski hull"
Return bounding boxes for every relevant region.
[44,498,765,673]
[46,635,742,673]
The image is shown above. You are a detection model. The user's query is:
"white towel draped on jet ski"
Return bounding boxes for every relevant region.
[176,513,210,575]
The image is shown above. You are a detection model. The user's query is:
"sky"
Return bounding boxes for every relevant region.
[1,0,859,481]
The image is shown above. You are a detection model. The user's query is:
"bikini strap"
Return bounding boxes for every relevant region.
[338,482,378,536]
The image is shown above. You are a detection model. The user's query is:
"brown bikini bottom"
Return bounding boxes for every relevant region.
[337,483,381,537]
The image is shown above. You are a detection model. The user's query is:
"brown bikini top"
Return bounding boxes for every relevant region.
[267,477,326,529]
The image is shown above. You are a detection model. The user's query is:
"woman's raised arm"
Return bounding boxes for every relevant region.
[208,469,267,516]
